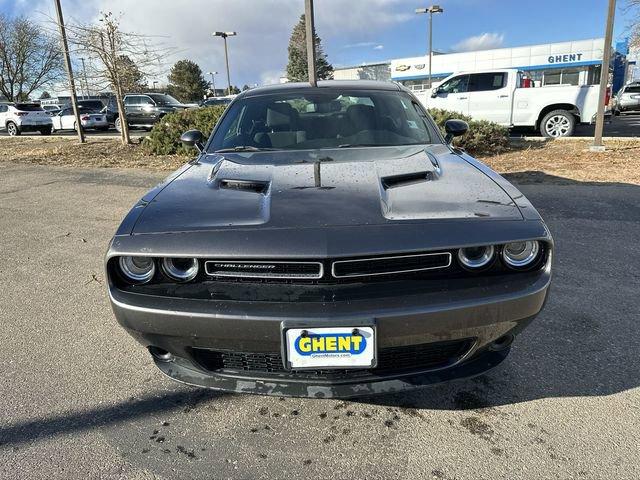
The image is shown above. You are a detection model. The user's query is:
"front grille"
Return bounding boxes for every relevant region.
[191,339,473,379]
[204,261,323,280]
[332,252,452,278]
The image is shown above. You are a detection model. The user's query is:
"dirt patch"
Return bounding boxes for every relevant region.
[0,137,184,171]
[480,139,640,185]
[1,136,638,185]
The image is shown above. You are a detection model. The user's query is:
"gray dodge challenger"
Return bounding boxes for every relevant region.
[106,81,552,398]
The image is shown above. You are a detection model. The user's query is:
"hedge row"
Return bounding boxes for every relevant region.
[428,108,510,156]
[143,106,226,156]
[143,105,510,157]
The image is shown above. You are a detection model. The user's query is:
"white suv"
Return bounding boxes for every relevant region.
[0,103,53,136]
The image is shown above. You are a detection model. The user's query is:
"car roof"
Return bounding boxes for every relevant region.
[240,80,402,98]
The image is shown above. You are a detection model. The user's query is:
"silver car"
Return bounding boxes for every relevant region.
[614,83,640,115]
[51,106,109,132]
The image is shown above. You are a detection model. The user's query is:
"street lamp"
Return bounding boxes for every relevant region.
[212,32,237,95]
[207,71,219,97]
[415,5,444,88]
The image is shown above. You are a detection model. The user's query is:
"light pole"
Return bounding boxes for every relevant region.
[53,0,84,143]
[212,32,237,95]
[207,71,219,96]
[305,0,318,87]
[592,0,617,151]
[416,5,444,89]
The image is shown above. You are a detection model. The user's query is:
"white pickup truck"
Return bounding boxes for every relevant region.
[415,69,606,137]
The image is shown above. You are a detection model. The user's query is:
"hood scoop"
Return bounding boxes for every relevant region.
[381,171,433,190]
[219,178,270,194]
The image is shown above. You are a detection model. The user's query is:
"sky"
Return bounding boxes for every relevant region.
[1,0,637,89]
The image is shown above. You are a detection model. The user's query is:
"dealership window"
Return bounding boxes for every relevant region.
[542,68,581,86]
[587,65,602,85]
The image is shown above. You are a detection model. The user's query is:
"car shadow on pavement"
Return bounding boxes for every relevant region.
[0,388,222,448]
[357,172,640,411]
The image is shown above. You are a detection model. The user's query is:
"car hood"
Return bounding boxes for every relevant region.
[131,145,522,234]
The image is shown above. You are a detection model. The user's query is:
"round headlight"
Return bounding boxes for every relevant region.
[502,241,540,268]
[161,258,199,282]
[457,245,495,270]
[118,256,155,283]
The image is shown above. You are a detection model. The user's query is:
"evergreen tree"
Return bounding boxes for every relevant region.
[116,55,146,93]
[286,14,333,82]
[167,59,209,102]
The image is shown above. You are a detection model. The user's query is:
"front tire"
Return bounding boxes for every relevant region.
[6,122,20,136]
[40,126,52,136]
[115,117,122,133]
[540,109,576,138]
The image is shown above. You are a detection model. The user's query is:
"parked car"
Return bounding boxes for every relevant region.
[105,81,553,398]
[613,82,640,115]
[419,68,607,137]
[0,103,53,135]
[42,105,62,116]
[77,99,106,111]
[200,96,233,108]
[51,106,109,132]
[108,93,188,132]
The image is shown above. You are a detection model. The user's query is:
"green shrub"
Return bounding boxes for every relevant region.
[144,105,226,156]
[428,108,510,156]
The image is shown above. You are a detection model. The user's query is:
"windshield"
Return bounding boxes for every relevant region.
[147,94,182,106]
[208,89,436,152]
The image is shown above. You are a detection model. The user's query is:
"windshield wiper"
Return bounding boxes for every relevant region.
[214,146,276,153]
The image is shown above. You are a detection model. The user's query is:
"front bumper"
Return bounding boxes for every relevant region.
[109,261,551,398]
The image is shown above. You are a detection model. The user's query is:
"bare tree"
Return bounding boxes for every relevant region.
[65,12,169,144]
[629,1,640,49]
[0,14,63,102]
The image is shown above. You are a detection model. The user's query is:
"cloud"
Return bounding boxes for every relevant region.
[373,45,384,50]
[343,42,378,49]
[19,0,413,87]
[452,33,505,52]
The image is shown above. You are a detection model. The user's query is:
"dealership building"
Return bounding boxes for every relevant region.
[334,38,634,93]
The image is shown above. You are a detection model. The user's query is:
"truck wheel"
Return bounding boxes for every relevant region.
[540,110,575,138]
[40,126,52,136]
[7,122,20,136]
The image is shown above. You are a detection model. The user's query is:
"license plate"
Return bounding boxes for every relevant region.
[284,326,376,370]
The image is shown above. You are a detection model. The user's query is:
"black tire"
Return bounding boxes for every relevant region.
[540,109,576,138]
[40,127,52,136]
[6,122,20,136]
[115,117,122,133]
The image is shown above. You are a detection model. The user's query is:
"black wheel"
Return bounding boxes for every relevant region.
[540,109,576,138]
[115,117,122,133]
[6,122,20,136]
[40,127,52,136]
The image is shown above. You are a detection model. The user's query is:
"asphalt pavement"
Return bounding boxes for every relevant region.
[0,162,639,479]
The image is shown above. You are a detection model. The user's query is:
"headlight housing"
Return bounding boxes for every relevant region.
[457,245,495,270]
[118,256,156,284]
[161,257,199,282]
[502,241,541,269]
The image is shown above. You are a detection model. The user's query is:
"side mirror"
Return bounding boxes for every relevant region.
[444,119,469,144]
[431,88,439,98]
[180,130,205,153]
